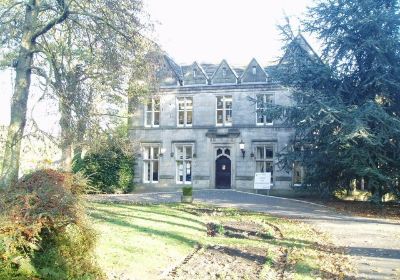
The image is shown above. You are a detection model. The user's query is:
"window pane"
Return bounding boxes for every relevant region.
[257,112,264,124]
[265,147,273,158]
[217,97,223,109]
[177,161,183,182]
[225,149,230,156]
[186,98,193,110]
[143,147,150,160]
[225,109,232,123]
[265,162,273,172]
[176,146,184,159]
[153,147,159,159]
[154,98,160,110]
[293,162,302,184]
[146,112,152,126]
[154,112,160,125]
[178,111,184,125]
[186,111,192,125]
[217,110,223,123]
[178,99,185,110]
[186,162,192,182]
[225,97,232,109]
[256,161,265,172]
[256,147,264,159]
[185,146,192,159]
[145,162,150,181]
[146,101,152,111]
[152,161,159,181]
[217,148,222,156]
[256,95,263,109]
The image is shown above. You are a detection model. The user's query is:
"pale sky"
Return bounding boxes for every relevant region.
[0,0,315,126]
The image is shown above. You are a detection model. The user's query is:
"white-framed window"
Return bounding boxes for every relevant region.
[143,145,159,183]
[256,94,273,125]
[145,97,160,127]
[222,67,227,77]
[175,144,193,184]
[177,97,193,127]
[193,69,197,78]
[216,95,232,126]
[255,145,274,183]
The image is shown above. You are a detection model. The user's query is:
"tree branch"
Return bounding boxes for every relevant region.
[31,2,70,42]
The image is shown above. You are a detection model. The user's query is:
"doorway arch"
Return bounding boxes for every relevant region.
[215,148,231,189]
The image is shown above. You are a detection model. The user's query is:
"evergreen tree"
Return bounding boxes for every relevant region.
[272,0,400,200]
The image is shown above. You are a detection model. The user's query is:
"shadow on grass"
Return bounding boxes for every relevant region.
[90,207,204,232]
[294,260,351,280]
[89,212,198,247]
[105,202,206,227]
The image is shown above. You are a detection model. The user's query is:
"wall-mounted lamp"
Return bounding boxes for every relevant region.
[239,139,245,159]
[160,147,167,157]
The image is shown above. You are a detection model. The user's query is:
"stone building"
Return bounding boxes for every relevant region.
[130,35,315,192]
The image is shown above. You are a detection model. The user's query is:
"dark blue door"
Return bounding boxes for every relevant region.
[215,155,231,189]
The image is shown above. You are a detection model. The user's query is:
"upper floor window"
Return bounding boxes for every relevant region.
[177,97,193,127]
[145,97,160,127]
[175,144,193,184]
[222,67,227,77]
[255,145,274,182]
[143,145,159,183]
[193,69,197,78]
[216,96,232,126]
[256,94,273,125]
[252,66,257,75]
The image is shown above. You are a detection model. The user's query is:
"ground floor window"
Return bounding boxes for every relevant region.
[143,146,159,183]
[255,145,274,182]
[175,144,193,184]
[293,162,303,185]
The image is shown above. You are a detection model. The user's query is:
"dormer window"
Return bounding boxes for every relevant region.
[252,66,257,75]
[193,68,197,78]
[222,67,227,77]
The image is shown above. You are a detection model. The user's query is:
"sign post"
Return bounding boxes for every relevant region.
[254,172,271,195]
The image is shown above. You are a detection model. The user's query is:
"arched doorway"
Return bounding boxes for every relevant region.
[215,148,231,189]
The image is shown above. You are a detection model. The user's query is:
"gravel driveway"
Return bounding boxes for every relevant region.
[89,189,400,280]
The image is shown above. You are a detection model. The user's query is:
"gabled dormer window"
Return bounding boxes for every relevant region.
[193,69,197,78]
[252,66,257,75]
[222,67,227,77]
[145,97,160,127]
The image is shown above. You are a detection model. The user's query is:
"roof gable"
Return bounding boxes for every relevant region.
[210,59,238,84]
[157,55,182,86]
[241,58,267,83]
[182,61,208,85]
[279,34,321,65]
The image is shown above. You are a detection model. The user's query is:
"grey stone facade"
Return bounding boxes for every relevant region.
[129,54,302,192]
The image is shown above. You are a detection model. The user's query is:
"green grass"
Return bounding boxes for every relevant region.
[87,202,350,279]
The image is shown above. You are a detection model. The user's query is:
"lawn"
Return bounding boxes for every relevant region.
[87,202,351,279]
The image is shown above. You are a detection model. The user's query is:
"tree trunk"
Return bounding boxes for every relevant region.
[0,4,36,188]
[59,98,74,171]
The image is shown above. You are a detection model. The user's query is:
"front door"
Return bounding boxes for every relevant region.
[215,155,231,189]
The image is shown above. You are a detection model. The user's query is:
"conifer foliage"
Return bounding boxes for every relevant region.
[272,0,400,199]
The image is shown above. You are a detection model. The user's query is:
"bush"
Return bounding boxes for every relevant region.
[73,145,135,194]
[182,186,193,196]
[0,169,104,280]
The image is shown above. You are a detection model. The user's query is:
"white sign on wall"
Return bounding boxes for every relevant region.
[254,172,271,189]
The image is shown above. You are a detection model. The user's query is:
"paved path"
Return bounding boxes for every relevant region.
[90,190,400,279]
